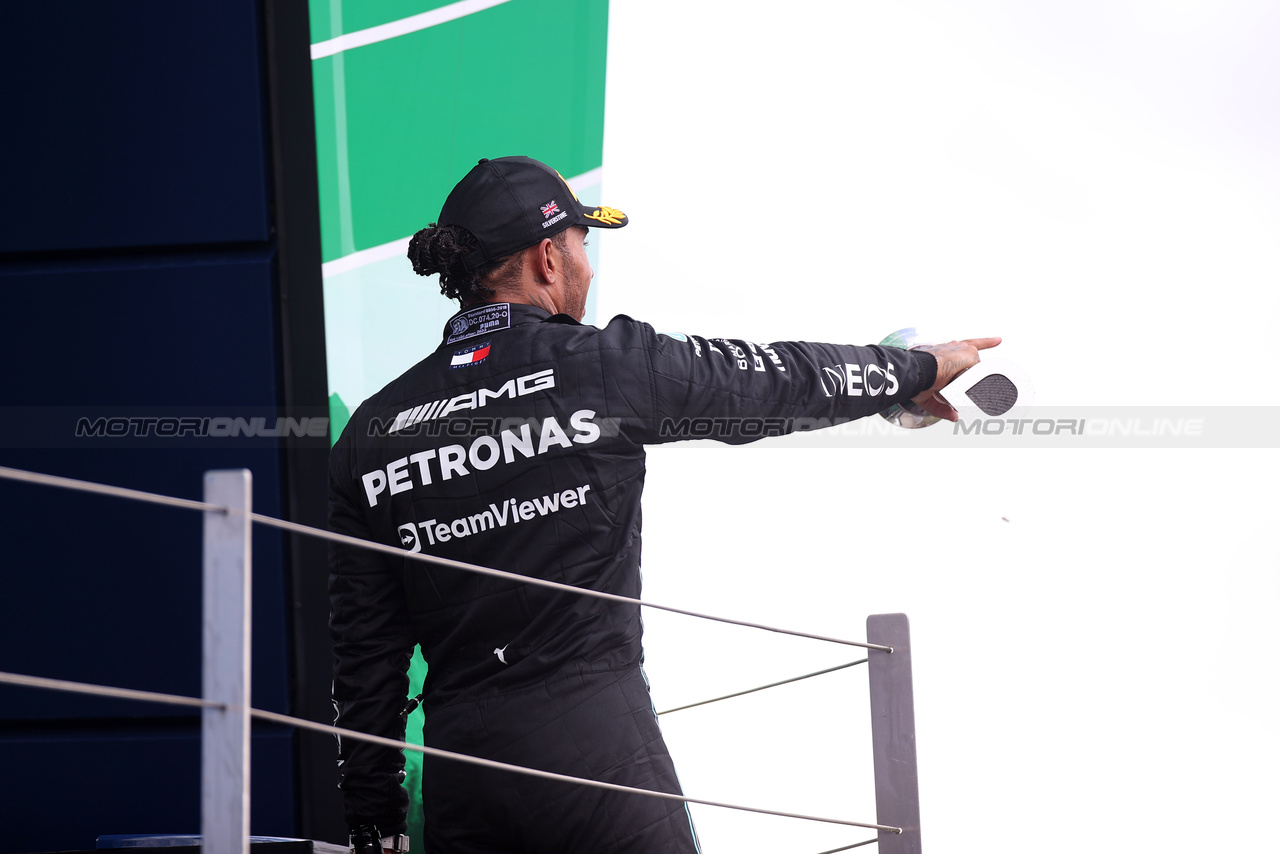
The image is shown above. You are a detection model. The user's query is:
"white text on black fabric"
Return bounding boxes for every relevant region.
[383,369,555,435]
[361,410,601,507]
[396,483,593,551]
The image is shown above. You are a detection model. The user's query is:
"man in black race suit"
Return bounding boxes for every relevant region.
[330,156,998,853]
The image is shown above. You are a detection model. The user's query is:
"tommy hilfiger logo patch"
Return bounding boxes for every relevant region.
[450,342,491,368]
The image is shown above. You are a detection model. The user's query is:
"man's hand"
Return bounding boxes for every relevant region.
[910,337,1002,422]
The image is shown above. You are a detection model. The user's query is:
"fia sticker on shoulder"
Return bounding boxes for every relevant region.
[447,303,510,344]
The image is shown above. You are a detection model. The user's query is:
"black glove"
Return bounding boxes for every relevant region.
[349,824,381,854]
[349,824,409,854]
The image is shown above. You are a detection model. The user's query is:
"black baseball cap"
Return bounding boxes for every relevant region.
[438,156,628,271]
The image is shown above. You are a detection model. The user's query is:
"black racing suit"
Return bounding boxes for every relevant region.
[328,303,937,853]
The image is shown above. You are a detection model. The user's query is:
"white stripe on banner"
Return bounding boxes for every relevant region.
[311,0,515,59]
[322,235,407,278]
[321,168,605,279]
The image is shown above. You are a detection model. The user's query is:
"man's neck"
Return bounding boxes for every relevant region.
[485,288,560,317]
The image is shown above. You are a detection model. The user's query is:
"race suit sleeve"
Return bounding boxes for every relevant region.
[328,432,415,834]
[615,323,938,444]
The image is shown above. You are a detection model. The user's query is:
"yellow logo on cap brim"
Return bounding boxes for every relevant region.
[584,206,626,225]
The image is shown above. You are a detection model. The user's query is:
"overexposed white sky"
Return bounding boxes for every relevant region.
[596,2,1279,852]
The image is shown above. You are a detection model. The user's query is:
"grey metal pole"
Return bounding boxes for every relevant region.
[867,613,922,853]
[203,470,253,854]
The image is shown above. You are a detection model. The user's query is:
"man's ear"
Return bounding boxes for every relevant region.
[532,237,557,285]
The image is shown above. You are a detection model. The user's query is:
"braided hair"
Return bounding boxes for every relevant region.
[407,224,498,306]
[408,224,573,307]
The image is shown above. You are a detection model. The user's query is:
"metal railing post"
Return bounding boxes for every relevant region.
[203,469,253,854]
[867,613,922,853]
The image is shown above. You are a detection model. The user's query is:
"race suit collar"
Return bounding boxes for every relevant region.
[441,302,578,346]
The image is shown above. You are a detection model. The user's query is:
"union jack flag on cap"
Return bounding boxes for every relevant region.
[540,200,560,219]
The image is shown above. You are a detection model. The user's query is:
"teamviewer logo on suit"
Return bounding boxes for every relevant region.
[451,342,491,369]
[398,523,421,553]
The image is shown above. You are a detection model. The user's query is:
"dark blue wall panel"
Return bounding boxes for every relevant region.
[0,2,315,848]
[0,449,288,721]
[0,727,296,852]
[0,254,292,718]
[1,251,281,406]
[0,2,271,252]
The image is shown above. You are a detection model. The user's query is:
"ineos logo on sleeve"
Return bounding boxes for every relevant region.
[819,363,899,398]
